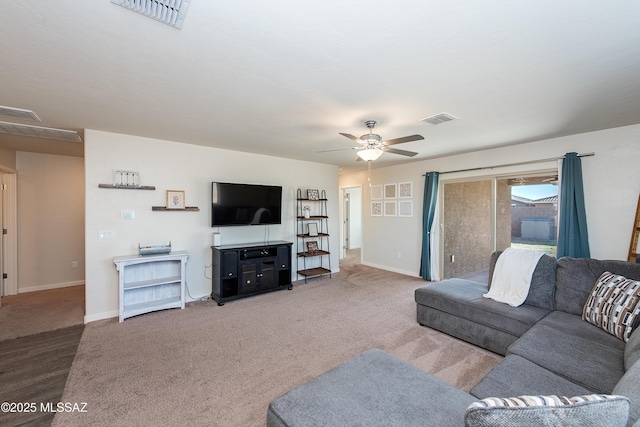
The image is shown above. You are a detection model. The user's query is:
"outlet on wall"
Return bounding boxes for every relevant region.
[71,260,79,269]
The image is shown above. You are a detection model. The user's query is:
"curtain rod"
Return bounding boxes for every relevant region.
[422,152,595,176]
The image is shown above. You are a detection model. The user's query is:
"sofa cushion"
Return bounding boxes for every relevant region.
[613,359,640,427]
[555,258,640,316]
[470,355,592,399]
[465,394,629,427]
[417,305,523,356]
[507,311,625,393]
[489,251,557,310]
[267,349,475,427]
[415,279,550,338]
[583,272,640,342]
[625,327,640,371]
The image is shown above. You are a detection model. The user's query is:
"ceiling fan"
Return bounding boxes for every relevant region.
[322,120,424,161]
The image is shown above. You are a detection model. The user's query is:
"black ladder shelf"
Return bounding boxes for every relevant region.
[296,189,332,283]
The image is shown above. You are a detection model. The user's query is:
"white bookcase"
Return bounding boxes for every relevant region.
[114,251,189,322]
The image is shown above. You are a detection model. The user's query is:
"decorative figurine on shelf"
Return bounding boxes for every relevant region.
[113,170,140,188]
[303,205,311,219]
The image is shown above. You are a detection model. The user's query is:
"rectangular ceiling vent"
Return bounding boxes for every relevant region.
[420,112,459,126]
[0,121,82,142]
[0,105,41,122]
[111,0,191,29]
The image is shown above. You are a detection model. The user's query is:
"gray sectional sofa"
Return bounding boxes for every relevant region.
[267,254,640,426]
[418,253,640,424]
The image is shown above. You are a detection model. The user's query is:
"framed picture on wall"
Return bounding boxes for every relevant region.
[166,190,185,209]
[398,200,413,217]
[399,182,413,198]
[371,201,383,217]
[371,185,382,200]
[384,183,397,199]
[384,201,397,216]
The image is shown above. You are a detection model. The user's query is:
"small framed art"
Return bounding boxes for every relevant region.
[384,183,397,199]
[371,184,382,200]
[166,190,185,209]
[398,182,413,198]
[306,241,319,254]
[307,189,320,200]
[307,223,319,237]
[371,201,383,217]
[384,201,397,216]
[398,200,413,217]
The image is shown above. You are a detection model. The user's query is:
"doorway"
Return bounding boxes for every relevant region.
[508,177,558,257]
[442,180,503,279]
[0,172,18,301]
[341,186,362,265]
[441,172,557,281]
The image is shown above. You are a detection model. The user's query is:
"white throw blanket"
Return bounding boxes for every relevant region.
[483,247,546,307]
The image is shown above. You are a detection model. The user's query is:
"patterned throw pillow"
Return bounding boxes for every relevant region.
[465,394,629,427]
[582,272,640,342]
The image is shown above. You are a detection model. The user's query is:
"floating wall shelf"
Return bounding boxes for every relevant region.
[99,184,156,190]
[151,206,200,211]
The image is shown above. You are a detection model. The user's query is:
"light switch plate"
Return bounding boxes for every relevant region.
[98,230,115,240]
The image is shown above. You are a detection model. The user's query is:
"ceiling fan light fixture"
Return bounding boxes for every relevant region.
[357,148,383,162]
[360,133,381,144]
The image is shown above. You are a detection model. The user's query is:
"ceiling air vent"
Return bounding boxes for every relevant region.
[111,0,191,29]
[0,121,82,142]
[420,112,458,125]
[0,105,41,121]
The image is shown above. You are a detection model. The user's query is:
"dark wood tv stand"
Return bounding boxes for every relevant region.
[211,241,293,306]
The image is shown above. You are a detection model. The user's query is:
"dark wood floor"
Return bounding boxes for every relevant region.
[0,325,84,427]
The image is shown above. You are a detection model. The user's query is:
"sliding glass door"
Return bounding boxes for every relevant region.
[441,174,556,280]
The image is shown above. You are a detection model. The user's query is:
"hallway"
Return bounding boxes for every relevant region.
[0,285,84,342]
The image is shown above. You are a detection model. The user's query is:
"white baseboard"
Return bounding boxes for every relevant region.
[84,310,118,324]
[19,280,85,294]
[360,261,419,278]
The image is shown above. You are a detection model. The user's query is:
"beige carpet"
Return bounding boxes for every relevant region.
[0,285,85,341]
[53,265,501,427]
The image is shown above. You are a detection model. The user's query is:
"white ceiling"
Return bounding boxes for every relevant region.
[1,1,640,170]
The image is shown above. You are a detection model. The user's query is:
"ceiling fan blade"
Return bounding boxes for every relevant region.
[317,146,362,153]
[383,134,424,146]
[317,147,352,153]
[339,132,361,142]
[383,147,418,157]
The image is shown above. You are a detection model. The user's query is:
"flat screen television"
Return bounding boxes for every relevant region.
[211,182,282,227]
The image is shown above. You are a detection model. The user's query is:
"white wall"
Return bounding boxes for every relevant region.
[84,130,339,323]
[17,152,85,292]
[340,123,640,276]
[0,146,16,171]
